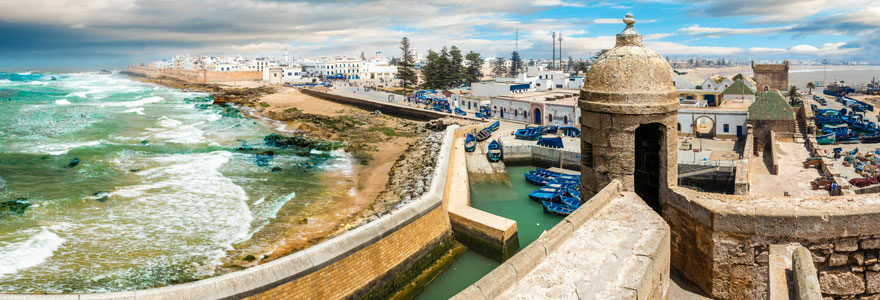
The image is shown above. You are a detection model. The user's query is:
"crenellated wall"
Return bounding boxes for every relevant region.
[664,186,880,299]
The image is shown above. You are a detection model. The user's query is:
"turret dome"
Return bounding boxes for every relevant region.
[579,13,679,114]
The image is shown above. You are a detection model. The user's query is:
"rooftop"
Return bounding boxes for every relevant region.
[494,89,579,106]
[748,90,795,120]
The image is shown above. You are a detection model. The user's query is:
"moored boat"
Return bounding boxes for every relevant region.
[560,126,581,137]
[515,127,542,140]
[537,137,564,148]
[542,200,575,216]
[464,134,476,152]
[486,121,500,132]
[817,133,836,145]
[486,140,503,162]
[475,129,492,141]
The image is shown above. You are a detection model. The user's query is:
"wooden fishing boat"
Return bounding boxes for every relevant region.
[475,129,492,141]
[515,127,542,140]
[486,121,500,132]
[559,126,581,138]
[464,134,476,152]
[541,125,558,134]
[529,190,561,202]
[839,134,861,144]
[486,140,503,162]
[454,107,467,116]
[542,200,575,216]
[862,134,880,143]
[817,133,836,145]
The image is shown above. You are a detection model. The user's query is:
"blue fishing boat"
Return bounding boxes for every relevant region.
[559,126,581,138]
[524,173,547,186]
[817,133,836,145]
[537,137,564,148]
[454,107,467,116]
[839,134,861,144]
[529,190,561,202]
[486,140,503,162]
[542,200,575,216]
[567,189,581,200]
[486,121,500,132]
[862,134,880,143]
[534,168,580,180]
[464,134,476,152]
[541,125,558,134]
[515,127,542,140]
[559,196,581,208]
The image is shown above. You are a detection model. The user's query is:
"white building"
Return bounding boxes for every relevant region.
[471,82,532,98]
[489,90,580,126]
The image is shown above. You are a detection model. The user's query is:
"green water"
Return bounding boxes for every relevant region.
[414,166,564,299]
[0,72,354,293]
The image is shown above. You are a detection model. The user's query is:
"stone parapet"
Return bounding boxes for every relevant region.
[793,245,823,300]
[300,88,465,121]
[664,185,880,299]
[454,181,672,299]
[0,127,458,300]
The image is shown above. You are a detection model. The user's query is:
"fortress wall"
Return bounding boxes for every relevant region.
[299,88,450,121]
[125,66,261,84]
[204,71,261,83]
[497,143,581,170]
[768,131,780,175]
[664,186,880,299]
[734,128,754,195]
[2,127,457,300]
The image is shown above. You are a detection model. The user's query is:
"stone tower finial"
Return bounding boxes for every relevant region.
[616,13,642,47]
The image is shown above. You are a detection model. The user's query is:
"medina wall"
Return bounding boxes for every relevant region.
[125,66,261,84]
[0,127,457,300]
[664,186,880,299]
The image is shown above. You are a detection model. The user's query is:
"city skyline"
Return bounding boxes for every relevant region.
[0,0,878,70]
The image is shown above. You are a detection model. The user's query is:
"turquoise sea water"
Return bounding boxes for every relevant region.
[0,72,353,293]
[414,166,564,299]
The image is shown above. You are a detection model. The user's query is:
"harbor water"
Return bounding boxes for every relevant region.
[0,72,356,293]
[414,166,565,299]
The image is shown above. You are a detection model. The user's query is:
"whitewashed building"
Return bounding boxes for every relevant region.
[489,90,580,126]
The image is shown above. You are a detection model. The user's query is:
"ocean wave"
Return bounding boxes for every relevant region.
[99,96,164,108]
[0,228,65,276]
[21,140,103,156]
[16,72,32,76]
[123,107,145,115]
[54,99,71,106]
[145,117,206,144]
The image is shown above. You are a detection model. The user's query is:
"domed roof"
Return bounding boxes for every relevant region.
[580,13,679,114]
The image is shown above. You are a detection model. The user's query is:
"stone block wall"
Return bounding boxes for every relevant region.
[125,66,261,84]
[769,131,780,175]
[664,186,880,299]
[753,61,790,92]
[300,88,450,121]
[204,70,261,83]
[501,143,581,170]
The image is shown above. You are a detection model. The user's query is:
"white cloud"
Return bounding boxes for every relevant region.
[530,0,586,7]
[678,25,791,38]
[646,41,744,55]
[748,42,856,55]
[644,33,673,40]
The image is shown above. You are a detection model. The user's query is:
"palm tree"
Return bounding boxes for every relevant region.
[806,82,816,94]
[789,85,802,106]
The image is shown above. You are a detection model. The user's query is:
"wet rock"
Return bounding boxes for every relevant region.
[1,198,31,215]
[140,140,149,145]
[130,169,140,173]
[270,167,282,173]
[68,158,80,168]
[243,255,256,262]
[92,191,109,203]
[297,218,309,225]
[264,133,339,151]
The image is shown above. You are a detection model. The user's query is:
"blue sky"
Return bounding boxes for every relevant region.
[0,0,877,70]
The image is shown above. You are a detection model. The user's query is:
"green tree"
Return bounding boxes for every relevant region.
[421,50,443,89]
[397,37,417,95]
[464,51,484,84]
[449,46,465,87]
[438,47,454,88]
[576,61,590,74]
[733,73,744,81]
[492,57,508,77]
[509,51,522,77]
[806,82,816,94]
[592,49,608,60]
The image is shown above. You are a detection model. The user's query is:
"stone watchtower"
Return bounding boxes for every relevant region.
[579,14,679,213]
[752,60,790,93]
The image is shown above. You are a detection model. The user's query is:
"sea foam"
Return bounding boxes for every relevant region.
[54,99,71,106]
[0,228,65,276]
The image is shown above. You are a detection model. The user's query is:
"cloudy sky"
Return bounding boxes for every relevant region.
[0,0,878,70]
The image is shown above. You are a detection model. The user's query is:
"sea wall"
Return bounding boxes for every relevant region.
[454,181,672,299]
[446,126,519,260]
[501,143,581,171]
[664,186,880,299]
[125,66,261,84]
[0,127,457,300]
[300,88,451,121]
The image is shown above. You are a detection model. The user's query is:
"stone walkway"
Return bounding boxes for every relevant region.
[749,142,828,197]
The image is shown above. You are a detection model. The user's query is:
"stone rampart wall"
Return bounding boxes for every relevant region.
[126,66,261,84]
[734,128,754,195]
[769,131,780,175]
[501,143,581,171]
[300,88,449,121]
[0,127,457,300]
[752,120,796,153]
[664,186,880,299]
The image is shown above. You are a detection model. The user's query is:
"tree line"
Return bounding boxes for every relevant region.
[396,37,484,91]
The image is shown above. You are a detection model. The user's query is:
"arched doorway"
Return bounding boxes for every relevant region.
[635,123,663,214]
[763,86,770,92]
[533,108,542,125]
[694,116,715,139]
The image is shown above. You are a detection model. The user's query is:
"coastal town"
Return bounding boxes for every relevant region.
[3,1,880,300]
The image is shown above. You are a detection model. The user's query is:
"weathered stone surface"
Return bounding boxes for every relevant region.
[830,253,850,267]
[756,251,769,263]
[813,251,828,264]
[868,252,879,265]
[869,264,880,272]
[863,239,880,250]
[810,243,834,251]
[860,294,880,300]
[819,270,866,295]
[869,272,880,294]
[854,252,867,266]
[838,238,860,252]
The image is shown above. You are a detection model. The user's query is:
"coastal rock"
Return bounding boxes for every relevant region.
[68,158,80,168]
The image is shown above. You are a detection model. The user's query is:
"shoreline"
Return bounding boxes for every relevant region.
[124,73,435,268]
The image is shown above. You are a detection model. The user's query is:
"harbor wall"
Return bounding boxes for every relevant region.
[501,143,581,171]
[454,181,672,299]
[126,66,261,84]
[300,88,451,121]
[664,186,880,299]
[0,127,457,300]
[446,127,519,260]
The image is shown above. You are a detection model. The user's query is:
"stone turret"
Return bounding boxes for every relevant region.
[579,13,679,212]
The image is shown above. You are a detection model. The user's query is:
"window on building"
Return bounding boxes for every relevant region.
[515,110,518,117]
[723,124,729,132]
[549,114,553,122]
[563,115,568,124]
